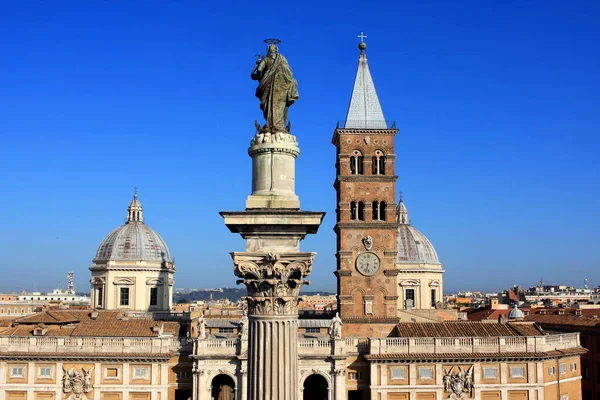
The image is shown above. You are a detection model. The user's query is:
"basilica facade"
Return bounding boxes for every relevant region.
[0,41,585,400]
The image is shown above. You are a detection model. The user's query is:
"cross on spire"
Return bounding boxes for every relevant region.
[358,32,367,42]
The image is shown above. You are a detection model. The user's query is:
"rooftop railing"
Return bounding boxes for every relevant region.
[1,333,579,359]
[0,336,192,355]
[194,333,580,358]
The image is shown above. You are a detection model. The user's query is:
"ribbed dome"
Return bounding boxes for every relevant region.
[95,223,172,262]
[508,304,525,320]
[94,192,172,263]
[396,197,440,265]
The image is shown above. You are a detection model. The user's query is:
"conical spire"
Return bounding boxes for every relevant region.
[396,192,409,225]
[344,36,387,129]
[126,188,143,223]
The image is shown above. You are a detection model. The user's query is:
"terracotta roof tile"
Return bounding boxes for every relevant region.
[525,314,600,327]
[5,310,183,337]
[395,321,542,337]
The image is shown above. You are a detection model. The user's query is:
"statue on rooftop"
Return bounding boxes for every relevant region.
[251,39,299,133]
[197,312,206,339]
[239,310,249,339]
[329,312,343,339]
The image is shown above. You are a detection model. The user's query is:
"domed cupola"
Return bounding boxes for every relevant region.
[94,190,173,264]
[90,190,175,312]
[396,195,441,265]
[395,193,444,311]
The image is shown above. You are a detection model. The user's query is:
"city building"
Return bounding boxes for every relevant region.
[0,40,586,400]
[0,194,192,400]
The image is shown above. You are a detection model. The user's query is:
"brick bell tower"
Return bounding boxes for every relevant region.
[333,38,400,327]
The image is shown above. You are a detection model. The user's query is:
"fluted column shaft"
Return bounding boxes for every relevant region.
[248,316,298,400]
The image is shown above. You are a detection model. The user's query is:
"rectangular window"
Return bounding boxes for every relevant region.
[120,287,129,307]
[509,366,525,378]
[549,366,556,375]
[418,367,433,380]
[133,367,148,380]
[219,327,234,333]
[10,366,24,378]
[105,367,119,379]
[431,289,437,308]
[390,367,406,380]
[482,366,498,379]
[176,371,191,379]
[571,362,578,372]
[405,289,415,308]
[364,300,373,315]
[306,327,320,333]
[96,287,103,307]
[559,363,567,374]
[149,287,158,307]
[38,366,52,378]
[348,371,361,381]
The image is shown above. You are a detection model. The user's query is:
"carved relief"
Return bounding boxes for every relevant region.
[233,252,314,316]
[251,131,298,145]
[362,235,373,251]
[443,366,473,399]
[62,367,93,400]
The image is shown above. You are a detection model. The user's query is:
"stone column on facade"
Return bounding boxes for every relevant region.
[333,366,346,400]
[239,368,248,400]
[192,361,199,400]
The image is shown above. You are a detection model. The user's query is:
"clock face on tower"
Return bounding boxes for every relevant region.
[355,252,381,276]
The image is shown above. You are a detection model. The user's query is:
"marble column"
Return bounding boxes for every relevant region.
[231,252,315,400]
[222,131,324,400]
[333,367,346,400]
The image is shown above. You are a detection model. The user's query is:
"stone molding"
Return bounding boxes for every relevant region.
[337,175,398,183]
[335,270,352,277]
[248,140,300,158]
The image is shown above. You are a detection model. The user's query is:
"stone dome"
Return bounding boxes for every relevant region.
[94,192,172,263]
[396,198,440,265]
[508,304,525,320]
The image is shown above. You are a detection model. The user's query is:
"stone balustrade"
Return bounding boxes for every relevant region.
[370,333,580,355]
[193,333,580,358]
[0,336,192,354]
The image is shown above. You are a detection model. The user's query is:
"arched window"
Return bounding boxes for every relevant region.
[372,201,379,220]
[350,150,363,175]
[372,150,386,175]
[350,201,357,220]
[372,201,387,221]
[358,201,365,221]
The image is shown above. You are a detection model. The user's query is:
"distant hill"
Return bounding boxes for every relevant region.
[174,288,334,303]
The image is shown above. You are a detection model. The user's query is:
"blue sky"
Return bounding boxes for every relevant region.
[0,1,599,294]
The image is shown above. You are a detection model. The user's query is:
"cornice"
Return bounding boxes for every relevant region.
[0,352,173,362]
[337,175,398,183]
[335,222,397,231]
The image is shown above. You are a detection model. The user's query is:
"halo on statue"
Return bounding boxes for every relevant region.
[264,38,281,45]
